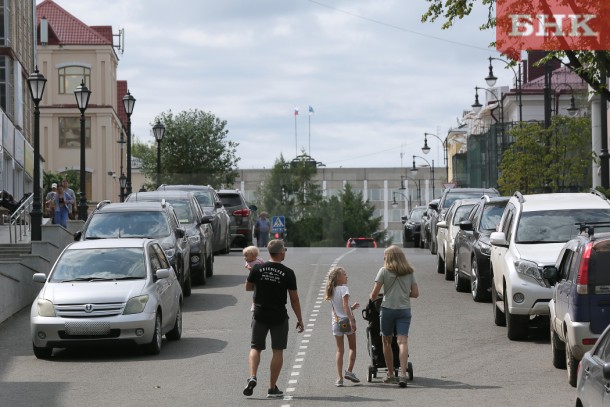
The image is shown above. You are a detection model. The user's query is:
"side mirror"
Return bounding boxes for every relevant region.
[459,221,473,231]
[603,363,610,381]
[429,201,439,211]
[401,215,408,225]
[249,204,258,211]
[175,228,185,238]
[73,230,82,241]
[542,266,559,281]
[201,215,214,224]
[155,268,171,279]
[32,273,47,283]
[490,231,508,247]
[215,201,223,209]
[437,221,448,229]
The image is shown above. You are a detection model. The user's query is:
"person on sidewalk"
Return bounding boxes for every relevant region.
[50,184,74,228]
[254,211,271,248]
[243,239,304,398]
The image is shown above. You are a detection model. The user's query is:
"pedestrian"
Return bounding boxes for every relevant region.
[324,266,360,387]
[44,183,57,221]
[50,184,74,228]
[243,239,304,398]
[243,245,265,312]
[369,245,419,387]
[62,179,76,220]
[254,211,271,248]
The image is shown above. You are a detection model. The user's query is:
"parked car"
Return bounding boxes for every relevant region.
[435,199,478,280]
[402,206,427,248]
[490,191,610,341]
[30,238,183,358]
[548,222,610,386]
[420,199,439,249]
[217,189,257,248]
[126,191,214,285]
[74,201,192,296]
[576,322,610,406]
[453,195,509,302]
[157,184,231,255]
[346,237,377,248]
[428,187,499,255]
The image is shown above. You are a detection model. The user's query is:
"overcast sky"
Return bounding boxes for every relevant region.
[41,0,517,169]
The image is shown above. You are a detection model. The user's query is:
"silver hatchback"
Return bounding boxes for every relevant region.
[30,238,183,358]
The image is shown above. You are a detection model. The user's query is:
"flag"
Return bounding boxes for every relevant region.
[308,105,314,115]
[294,107,299,116]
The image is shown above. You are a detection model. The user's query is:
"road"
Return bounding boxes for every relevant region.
[0,246,576,407]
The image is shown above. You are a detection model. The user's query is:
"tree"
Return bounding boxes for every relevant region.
[498,115,592,194]
[421,1,610,98]
[138,109,240,189]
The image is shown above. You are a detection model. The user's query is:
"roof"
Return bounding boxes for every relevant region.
[518,193,610,211]
[37,0,113,46]
[128,191,194,200]
[521,65,588,92]
[97,202,167,212]
[67,238,151,250]
[158,184,214,191]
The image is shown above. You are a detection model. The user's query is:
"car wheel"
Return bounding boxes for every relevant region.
[223,231,231,254]
[443,250,453,281]
[33,344,52,359]
[454,252,469,292]
[205,253,214,277]
[183,264,192,296]
[504,286,528,340]
[144,312,162,355]
[470,258,489,302]
[491,275,506,326]
[550,324,566,369]
[430,238,437,255]
[436,253,445,275]
[566,339,578,387]
[166,303,182,341]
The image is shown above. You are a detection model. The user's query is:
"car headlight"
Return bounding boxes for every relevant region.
[37,299,56,317]
[514,259,544,286]
[123,295,149,315]
[479,241,491,256]
[188,235,201,245]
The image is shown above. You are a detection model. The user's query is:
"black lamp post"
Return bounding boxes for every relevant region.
[27,66,47,241]
[485,56,523,123]
[422,132,448,181]
[74,80,91,221]
[117,132,126,202]
[411,155,434,199]
[122,90,136,195]
[153,120,166,188]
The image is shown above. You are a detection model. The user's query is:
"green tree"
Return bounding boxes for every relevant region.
[138,109,240,189]
[421,1,610,98]
[498,115,592,194]
[131,136,156,190]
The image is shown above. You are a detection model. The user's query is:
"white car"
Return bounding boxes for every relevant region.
[490,191,610,341]
[30,238,183,358]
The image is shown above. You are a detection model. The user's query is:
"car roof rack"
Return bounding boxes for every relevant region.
[513,191,525,203]
[96,200,111,210]
[576,222,610,240]
[589,188,608,200]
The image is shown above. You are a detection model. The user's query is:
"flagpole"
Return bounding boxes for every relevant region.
[308,112,311,156]
[294,106,298,156]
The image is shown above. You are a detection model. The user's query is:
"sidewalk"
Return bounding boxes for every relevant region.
[0,224,31,244]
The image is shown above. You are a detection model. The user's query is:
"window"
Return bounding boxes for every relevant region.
[58,66,90,94]
[59,117,91,148]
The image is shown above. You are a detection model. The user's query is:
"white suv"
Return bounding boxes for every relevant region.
[490,191,610,340]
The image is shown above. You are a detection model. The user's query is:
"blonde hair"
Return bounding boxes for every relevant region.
[243,246,259,257]
[324,267,346,301]
[383,245,414,276]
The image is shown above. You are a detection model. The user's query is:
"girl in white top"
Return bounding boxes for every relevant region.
[324,267,361,386]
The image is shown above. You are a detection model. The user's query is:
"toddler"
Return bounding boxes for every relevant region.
[244,246,264,311]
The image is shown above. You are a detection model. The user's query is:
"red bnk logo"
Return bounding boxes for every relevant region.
[496,0,610,60]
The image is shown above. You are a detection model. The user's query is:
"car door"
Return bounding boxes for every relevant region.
[456,203,480,274]
[582,330,610,406]
[553,246,576,339]
[149,243,171,327]
[491,204,515,297]
[437,203,457,260]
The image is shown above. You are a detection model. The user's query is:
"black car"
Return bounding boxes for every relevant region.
[217,189,257,248]
[402,206,426,248]
[420,199,439,250]
[453,195,509,301]
[428,187,499,255]
[157,184,231,255]
[74,201,192,296]
[126,191,214,285]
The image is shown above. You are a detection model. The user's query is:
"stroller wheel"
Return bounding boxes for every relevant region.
[408,362,414,381]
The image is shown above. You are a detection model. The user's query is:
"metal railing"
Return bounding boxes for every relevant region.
[9,194,32,244]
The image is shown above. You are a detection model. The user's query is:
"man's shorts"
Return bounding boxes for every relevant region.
[251,318,289,350]
[379,307,412,337]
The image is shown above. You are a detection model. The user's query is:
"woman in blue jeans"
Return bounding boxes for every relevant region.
[369,245,419,387]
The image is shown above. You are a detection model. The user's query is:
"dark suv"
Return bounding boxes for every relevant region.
[217,189,257,248]
[402,206,427,248]
[74,201,192,296]
[126,191,214,285]
[158,184,231,255]
[548,222,610,386]
[428,187,499,254]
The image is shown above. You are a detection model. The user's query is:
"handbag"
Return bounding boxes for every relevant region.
[331,303,352,333]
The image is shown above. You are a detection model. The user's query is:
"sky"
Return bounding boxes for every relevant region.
[39,0,518,170]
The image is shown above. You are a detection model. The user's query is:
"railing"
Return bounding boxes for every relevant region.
[9,194,32,244]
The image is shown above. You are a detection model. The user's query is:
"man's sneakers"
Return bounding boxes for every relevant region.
[266,386,284,398]
[243,376,257,396]
[344,370,360,383]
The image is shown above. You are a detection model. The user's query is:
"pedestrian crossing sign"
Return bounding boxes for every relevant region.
[272,216,285,233]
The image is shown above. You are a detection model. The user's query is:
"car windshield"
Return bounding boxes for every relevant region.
[50,247,146,282]
[409,208,426,221]
[453,204,476,225]
[86,212,171,239]
[164,200,194,224]
[479,203,507,231]
[444,192,493,209]
[193,191,213,207]
[516,209,610,243]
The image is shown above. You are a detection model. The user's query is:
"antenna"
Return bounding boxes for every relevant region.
[113,28,125,54]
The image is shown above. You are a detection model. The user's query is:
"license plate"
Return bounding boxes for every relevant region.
[65,321,110,335]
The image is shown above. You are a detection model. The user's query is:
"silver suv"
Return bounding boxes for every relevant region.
[490,191,610,341]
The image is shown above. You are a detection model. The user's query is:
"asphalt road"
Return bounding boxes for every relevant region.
[0,246,576,407]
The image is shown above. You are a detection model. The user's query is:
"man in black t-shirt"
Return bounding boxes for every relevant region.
[243,239,304,399]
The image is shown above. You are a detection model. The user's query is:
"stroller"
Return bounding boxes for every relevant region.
[362,295,413,383]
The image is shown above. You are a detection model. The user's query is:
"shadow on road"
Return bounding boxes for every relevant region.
[197,273,247,289]
[183,292,237,312]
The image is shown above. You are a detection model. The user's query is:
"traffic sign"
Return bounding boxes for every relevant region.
[272,216,285,233]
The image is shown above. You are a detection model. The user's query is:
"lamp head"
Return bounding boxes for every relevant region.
[472,87,483,113]
[567,95,578,117]
[422,136,431,155]
[119,173,127,189]
[153,120,166,142]
[27,66,47,104]
[485,57,498,87]
[74,80,91,112]
[122,89,136,116]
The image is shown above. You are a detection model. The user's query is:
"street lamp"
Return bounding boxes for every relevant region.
[27,66,47,241]
[422,132,448,181]
[117,132,126,202]
[74,80,91,221]
[411,155,435,199]
[153,120,166,188]
[472,86,504,188]
[552,83,579,117]
[485,56,523,123]
[400,175,422,206]
[122,90,136,195]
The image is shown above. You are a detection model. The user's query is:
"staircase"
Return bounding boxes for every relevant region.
[0,243,32,261]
